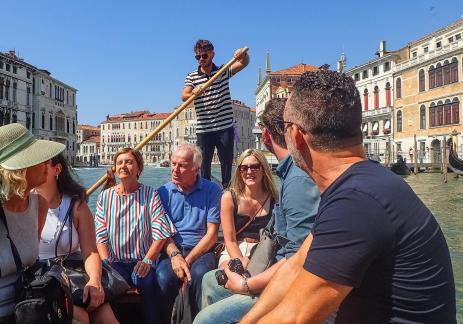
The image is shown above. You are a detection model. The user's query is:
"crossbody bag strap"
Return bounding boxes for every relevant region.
[235,194,270,236]
[54,198,76,260]
[0,204,23,274]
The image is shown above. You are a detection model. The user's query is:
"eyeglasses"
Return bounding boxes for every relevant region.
[239,163,261,172]
[195,53,209,60]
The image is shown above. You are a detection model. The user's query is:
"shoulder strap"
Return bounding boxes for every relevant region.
[0,204,23,274]
[55,198,76,259]
[229,189,238,217]
[235,193,270,236]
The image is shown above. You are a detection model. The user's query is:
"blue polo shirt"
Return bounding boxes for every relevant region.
[157,176,222,249]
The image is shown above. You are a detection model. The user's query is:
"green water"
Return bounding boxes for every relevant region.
[76,167,462,321]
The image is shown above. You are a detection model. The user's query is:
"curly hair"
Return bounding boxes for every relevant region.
[0,167,28,202]
[286,70,363,151]
[194,39,214,53]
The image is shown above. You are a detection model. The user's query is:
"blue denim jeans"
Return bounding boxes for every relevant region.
[111,261,162,324]
[193,270,258,324]
[154,249,216,323]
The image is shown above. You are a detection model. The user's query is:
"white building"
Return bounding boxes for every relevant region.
[231,100,256,157]
[99,111,173,165]
[76,124,100,165]
[0,50,78,164]
[0,51,35,130]
[346,41,400,163]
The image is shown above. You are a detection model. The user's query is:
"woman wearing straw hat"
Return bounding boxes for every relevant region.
[36,153,119,324]
[0,123,65,322]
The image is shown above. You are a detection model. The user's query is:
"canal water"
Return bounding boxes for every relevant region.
[75,166,462,321]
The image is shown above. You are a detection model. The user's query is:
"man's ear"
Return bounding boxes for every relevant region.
[294,129,306,150]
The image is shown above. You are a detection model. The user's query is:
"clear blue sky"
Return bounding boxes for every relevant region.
[1,0,462,125]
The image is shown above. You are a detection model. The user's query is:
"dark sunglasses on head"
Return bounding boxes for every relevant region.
[195,53,209,60]
[239,163,261,172]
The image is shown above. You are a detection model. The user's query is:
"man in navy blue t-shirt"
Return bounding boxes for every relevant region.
[241,70,456,323]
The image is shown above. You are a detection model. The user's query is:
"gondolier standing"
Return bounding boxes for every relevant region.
[182,40,249,188]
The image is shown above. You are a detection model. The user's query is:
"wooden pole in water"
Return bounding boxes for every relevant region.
[413,134,418,174]
[443,136,448,183]
[85,47,249,197]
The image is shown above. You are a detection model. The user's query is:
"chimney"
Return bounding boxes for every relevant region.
[379,40,386,57]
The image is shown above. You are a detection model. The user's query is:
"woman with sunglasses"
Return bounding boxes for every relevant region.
[218,149,278,267]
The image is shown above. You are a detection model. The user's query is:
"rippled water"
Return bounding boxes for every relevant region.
[75,167,462,321]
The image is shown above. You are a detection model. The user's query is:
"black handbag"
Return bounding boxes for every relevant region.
[0,204,73,324]
[54,199,130,307]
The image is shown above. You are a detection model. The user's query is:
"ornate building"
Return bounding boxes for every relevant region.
[346,41,402,163]
[0,50,78,163]
[254,53,318,149]
[393,18,463,164]
[99,111,173,165]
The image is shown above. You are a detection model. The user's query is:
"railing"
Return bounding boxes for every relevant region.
[394,39,463,72]
[362,107,393,118]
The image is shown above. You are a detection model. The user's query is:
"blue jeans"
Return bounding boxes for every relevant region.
[111,261,162,324]
[154,250,216,323]
[193,270,258,324]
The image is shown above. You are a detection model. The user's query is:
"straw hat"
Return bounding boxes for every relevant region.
[0,123,65,170]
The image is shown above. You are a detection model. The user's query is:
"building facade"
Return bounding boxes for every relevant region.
[99,111,173,165]
[254,53,318,149]
[346,41,401,163]
[76,124,100,165]
[0,50,78,163]
[393,19,463,164]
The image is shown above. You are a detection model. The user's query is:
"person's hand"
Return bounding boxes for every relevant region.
[171,254,192,283]
[134,260,152,278]
[83,279,105,311]
[223,266,246,294]
[192,85,204,97]
[234,48,247,62]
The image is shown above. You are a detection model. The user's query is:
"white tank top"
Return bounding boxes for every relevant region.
[39,195,80,259]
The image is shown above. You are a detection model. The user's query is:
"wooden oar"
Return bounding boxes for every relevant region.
[86,47,249,197]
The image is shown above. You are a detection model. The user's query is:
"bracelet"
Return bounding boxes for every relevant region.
[102,258,110,265]
[242,277,251,295]
[142,257,153,265]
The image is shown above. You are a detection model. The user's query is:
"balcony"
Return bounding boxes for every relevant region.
[362,107,392,119]
[394,39,463,72]
[53,130,68,139]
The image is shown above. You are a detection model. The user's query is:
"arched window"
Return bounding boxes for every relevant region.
[385,82,391,107]
[374,86,379,109]
[444,99,452,125]
[435,63,443,87]
[5,80,10,100]
[452,97,460,124]
[451,57,459,83]
[396,78,402,99]
[419,69,425,92]
[429,65,436,89]
[443,60,451,85]
[436,100,444,126]
[429,102,436,127]
[420,105,426,129]
[363,89,369,111]
[49,114,53,130]
[0,78,3,100]
[41,112,45,129]
[397,110,402,132]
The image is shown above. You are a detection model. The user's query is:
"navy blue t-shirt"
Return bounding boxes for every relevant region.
[304,160,456,323]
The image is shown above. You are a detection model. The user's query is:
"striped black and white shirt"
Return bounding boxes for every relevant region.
[185,64,234,133]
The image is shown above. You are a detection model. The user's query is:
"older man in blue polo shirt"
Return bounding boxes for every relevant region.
[155,143,221,322]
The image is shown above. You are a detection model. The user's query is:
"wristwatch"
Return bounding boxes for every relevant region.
[170,250,182,258]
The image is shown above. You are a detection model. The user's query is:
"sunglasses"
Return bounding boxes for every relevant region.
[239,163,261,172]
[195,53,209,60]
